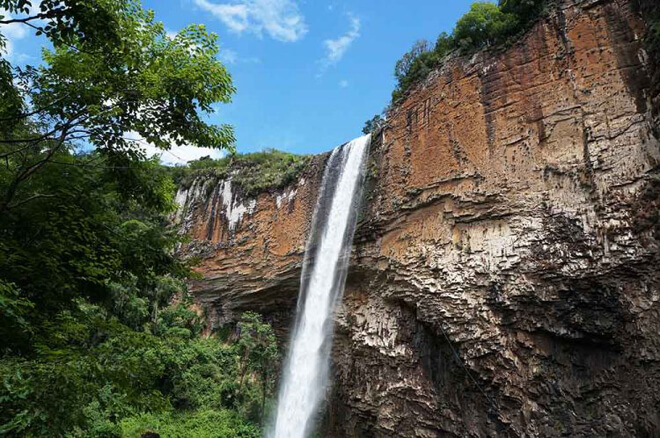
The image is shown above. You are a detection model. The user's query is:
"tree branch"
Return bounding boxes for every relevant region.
[6,193,57,210]
[0,7,65,25]
[0,93,71,122]
[0,142,37,159]
[0,113,82,211]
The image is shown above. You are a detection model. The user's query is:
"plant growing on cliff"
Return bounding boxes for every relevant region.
[453,3,518,50]
[172,149,311,198]
[362,114,385,134]
[391,0,549,102]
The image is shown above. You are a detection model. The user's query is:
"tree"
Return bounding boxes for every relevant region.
[499,0,546,25]
[0,150,187,350]
[362,114,384,135]
[394,39,430,84]
[0,0,235,212]
[435,31,454,57]
[235,312,278,420]
[0,2,276,436]
[453,2,518,50]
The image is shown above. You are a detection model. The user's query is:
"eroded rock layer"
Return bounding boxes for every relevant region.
[175,153,328,334]
[178,0,660,435]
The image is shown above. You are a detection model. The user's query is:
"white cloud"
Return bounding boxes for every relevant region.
[126,132,226,166]
[219,48,238,64]
[320,14,360,70]
[218,48,261,65]
[156,144,226,166]
[0,9,29,58]
[339,79,348,87]
[193,0,307,43]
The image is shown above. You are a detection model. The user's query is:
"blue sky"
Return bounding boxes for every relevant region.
[2,0,477,161]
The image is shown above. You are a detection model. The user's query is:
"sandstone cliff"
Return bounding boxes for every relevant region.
[176,0,660,436]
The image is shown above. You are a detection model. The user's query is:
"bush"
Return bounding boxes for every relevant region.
[362,114,385,134]
[499,0,547,24]
[453,3,518,50]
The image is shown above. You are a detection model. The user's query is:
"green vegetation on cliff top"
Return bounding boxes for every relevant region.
[170,150,311,198]
[390,0,551,103]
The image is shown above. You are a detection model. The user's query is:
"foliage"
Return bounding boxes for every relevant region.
[0,149,278,435]
[0,150,185,346]
[0,0,235,212]
[499,0,547,23]
[362,114,384,135]
[0,0,126,50]
[0,280,33,353]
[453,3,518,51]
[235,312,279,420]
[119,409,260,438]
[394,40,431,86]
[391,0,549,102]
[0,1,278,437]
[0,297,277,436]
[171,149,311,198]
[0,148,277,434]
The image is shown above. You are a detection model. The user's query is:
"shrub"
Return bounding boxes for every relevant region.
[499,0,547,24]
[362,114,385,134]
[0,299,276,437]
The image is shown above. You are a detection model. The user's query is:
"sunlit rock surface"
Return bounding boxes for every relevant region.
[178,0,660,435]
[175,154,328,333]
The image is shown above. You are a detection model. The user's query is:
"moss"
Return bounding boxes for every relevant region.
[170,149,311,198]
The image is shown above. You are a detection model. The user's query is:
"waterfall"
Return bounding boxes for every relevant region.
[271,134,371,438]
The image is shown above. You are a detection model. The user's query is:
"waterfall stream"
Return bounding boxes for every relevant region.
[271,134,371,438]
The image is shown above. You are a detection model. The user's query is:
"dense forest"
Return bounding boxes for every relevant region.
[0,0,277,436]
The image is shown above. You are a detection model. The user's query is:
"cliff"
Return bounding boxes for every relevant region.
[176,0,660,436]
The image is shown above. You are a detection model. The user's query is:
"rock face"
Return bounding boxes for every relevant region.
[178,0,660,436]
[175,153,328,335]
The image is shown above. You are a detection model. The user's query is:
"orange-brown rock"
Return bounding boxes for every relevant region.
[175,154,328,332]
[178,0,660,435]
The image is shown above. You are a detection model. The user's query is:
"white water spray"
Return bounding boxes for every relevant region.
[271,134,371,438]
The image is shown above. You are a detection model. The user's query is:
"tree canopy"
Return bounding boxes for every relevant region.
[0,1,278,437]
[0,0,235,211]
